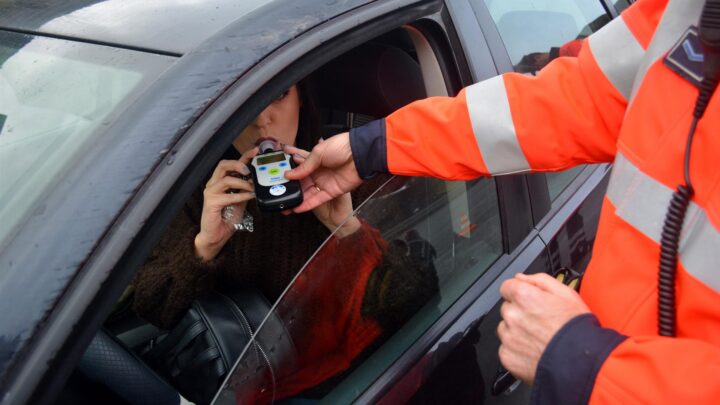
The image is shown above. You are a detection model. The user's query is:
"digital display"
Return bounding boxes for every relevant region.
[257,152,286,165]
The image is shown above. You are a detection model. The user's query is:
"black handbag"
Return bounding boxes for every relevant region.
[143,287,296,405]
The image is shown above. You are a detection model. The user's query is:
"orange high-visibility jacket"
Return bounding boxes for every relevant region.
[349,0,720,403]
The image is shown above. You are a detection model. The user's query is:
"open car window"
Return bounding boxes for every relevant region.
[215,173,503,403]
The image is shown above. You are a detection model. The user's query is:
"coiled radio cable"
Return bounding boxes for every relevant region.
[658,0,720,337]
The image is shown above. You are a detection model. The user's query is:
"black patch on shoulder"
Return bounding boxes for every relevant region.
[664,26,704,88]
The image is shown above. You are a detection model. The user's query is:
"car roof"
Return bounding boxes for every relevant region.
[0,0,272,55]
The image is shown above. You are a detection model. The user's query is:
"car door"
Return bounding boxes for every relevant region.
[359,1,617,402]
[214,1,620,403]
[216,175,545,404]
[208,5,549,403]
[386,0,615,402]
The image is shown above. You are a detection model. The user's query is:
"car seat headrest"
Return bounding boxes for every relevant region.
[314,43,426,118]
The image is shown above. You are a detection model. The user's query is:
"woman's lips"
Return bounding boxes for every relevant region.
[254,136,278,146]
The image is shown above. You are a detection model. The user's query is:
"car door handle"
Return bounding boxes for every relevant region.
[491,367,518,396]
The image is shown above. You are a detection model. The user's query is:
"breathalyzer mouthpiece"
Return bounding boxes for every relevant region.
[257,139,279,154]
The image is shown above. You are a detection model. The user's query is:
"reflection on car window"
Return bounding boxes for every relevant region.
[613,0,633,13]
[217,176,503,404]
[0,31,174,247]
[482,0,610,74]
[547,165,585,201]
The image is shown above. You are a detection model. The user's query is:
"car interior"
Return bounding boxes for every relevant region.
[56,24,453,405]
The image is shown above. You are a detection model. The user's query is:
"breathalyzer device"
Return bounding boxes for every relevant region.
[249,139,303,212]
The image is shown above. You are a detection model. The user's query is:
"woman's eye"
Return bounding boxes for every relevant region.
[274,90,289,102]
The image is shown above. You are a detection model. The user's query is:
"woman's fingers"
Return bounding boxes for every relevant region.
[239,147,260,164]
[205,176,254,196]
[207,159,253,187]
[207,160,239,187]
[215,191,256,207]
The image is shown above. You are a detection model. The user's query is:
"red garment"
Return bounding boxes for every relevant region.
[558,38,583,57]
[235,221,385,404]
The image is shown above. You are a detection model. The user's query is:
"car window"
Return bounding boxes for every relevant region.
[482,0,609,73]
[481,0,611,203]
[216,175,503,403]
[0,30,174,249]
[547,166,585,201]
[613,0,633,13]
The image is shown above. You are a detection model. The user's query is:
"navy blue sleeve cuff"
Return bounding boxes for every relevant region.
[531,313,626,405]
[349,119,388,180]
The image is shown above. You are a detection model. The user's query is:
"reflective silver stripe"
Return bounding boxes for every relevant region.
[681,212,720,292]
[588,16,645,100]
[628,0,705,104]
[465,75,530,175]
[606,153,720,292]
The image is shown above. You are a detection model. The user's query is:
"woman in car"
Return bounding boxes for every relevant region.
[133,78,438,400]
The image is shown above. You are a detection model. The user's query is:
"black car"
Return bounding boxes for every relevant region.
[0,0,632,404]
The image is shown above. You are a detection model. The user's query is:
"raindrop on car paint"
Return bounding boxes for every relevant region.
[166,150,177,165]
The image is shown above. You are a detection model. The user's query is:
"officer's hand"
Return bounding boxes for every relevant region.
[283,133,363,213]
[497,273,590,384]
[289,142,361,237]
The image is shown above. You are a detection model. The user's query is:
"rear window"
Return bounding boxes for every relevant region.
[0,30,174,247]
[483,0,610,73]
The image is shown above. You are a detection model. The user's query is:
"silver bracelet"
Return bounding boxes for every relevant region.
[222,206,254,232]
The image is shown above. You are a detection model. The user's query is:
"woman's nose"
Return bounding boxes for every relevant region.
[255,109,272,128]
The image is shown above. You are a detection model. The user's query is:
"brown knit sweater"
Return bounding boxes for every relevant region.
[132,176,406,330]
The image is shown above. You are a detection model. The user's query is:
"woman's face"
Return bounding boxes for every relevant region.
[234,85,302,152]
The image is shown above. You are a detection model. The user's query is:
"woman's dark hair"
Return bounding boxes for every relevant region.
[294,77,322,151]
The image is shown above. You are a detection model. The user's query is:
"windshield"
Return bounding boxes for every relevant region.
[215,174,503,403]
[0,30,174,248]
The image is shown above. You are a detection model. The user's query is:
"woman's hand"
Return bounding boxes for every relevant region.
[195,149,258,261]
[287,144,361,238]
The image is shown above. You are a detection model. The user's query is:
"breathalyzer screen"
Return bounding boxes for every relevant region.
[257,153,285,165]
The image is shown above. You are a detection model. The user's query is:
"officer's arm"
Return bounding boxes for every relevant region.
[534,317,720,404]
[350,1,662,180]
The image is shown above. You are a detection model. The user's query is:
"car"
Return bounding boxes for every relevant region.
[0,0,633,404]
